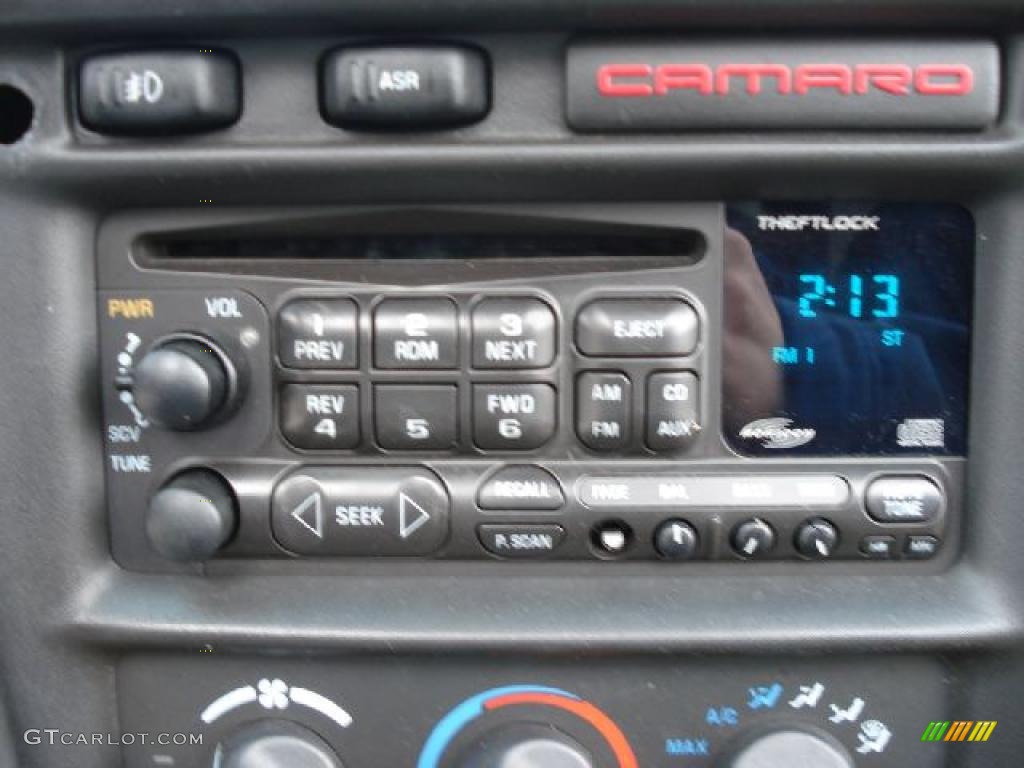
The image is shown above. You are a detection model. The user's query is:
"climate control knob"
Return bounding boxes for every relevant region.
[146,470,237,561]
[214,720,343,768]
[454,724,593,768]
[724,728,853,768]
[132,335,239,431]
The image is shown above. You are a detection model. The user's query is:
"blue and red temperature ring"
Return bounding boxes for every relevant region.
[417,685,638,768]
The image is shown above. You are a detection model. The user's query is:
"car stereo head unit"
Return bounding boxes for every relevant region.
[95,202,968,571]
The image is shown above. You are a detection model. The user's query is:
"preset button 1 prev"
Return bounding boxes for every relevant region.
[272,467,449,556]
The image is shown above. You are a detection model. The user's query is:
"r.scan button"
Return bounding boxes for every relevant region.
[478,524,566,558]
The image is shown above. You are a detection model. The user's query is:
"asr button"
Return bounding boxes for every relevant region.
[79,50,241,135]
[280,384,360,450]
[375,298,458,369]
[322,46,490,129]
[478,466,565,511]
[478,524,566,558]
[272,467,449,556]
[576,298,698,357]
[472,297,557,369]
[278,298,358,369]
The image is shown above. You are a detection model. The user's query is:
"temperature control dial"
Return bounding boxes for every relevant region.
[455,724,593,768]
[724,728,853,768]
[132,335,240,431]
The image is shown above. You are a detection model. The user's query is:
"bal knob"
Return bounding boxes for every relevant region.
[146,469,237,561]
[214,720,343,768]
[132,335,238,431]
[453,723,593,768]
[723,728,853,768]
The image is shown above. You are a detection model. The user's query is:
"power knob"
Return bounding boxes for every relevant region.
[214,720,344,768]
[723,728,853,768]
[146,470,237,561]
[132,335,242,431]
[453,723,593,768]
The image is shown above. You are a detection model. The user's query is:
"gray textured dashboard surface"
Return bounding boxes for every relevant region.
[0,2,1022,767]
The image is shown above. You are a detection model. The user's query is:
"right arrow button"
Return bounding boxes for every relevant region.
[272,467,449,556]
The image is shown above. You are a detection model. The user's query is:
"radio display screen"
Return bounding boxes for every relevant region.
[724,202,973,456]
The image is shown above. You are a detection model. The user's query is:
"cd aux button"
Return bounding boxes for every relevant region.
[575,298,698,357]
[646,371,700,451]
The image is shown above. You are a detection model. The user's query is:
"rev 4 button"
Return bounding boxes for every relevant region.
[271,467,449,556]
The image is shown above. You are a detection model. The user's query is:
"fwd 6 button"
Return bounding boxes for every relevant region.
[272,467,449,556]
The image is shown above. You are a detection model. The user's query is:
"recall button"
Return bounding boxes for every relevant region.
[576,298,698,357]
[865,476,944,524]
[478,466,565,511]
[478,524,566,558]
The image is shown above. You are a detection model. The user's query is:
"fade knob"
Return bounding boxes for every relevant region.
[146,470,237,562]
[132,335,239,431]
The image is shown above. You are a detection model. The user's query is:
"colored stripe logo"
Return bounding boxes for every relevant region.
[921,721,997,742]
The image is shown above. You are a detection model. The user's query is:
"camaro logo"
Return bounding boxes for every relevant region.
[596,63,975,97]
[739,418,816,449]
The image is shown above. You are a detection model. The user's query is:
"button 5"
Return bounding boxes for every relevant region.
[79,50,241,135]
[375,385,458,451]
[374,298,458,369]
[472,297,557,369]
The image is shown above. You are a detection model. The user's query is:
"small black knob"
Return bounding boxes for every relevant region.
[216,720,343,768]
[146,470,237,561]
[795,518,840,560]
[454,724,593,768]
[133,336,237,431]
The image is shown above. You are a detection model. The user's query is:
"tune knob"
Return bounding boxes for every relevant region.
[723,728,853,768]
[214,720,343,768]
[146,470,237,561]
[132,335,240,431]
[454,724,593,768]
